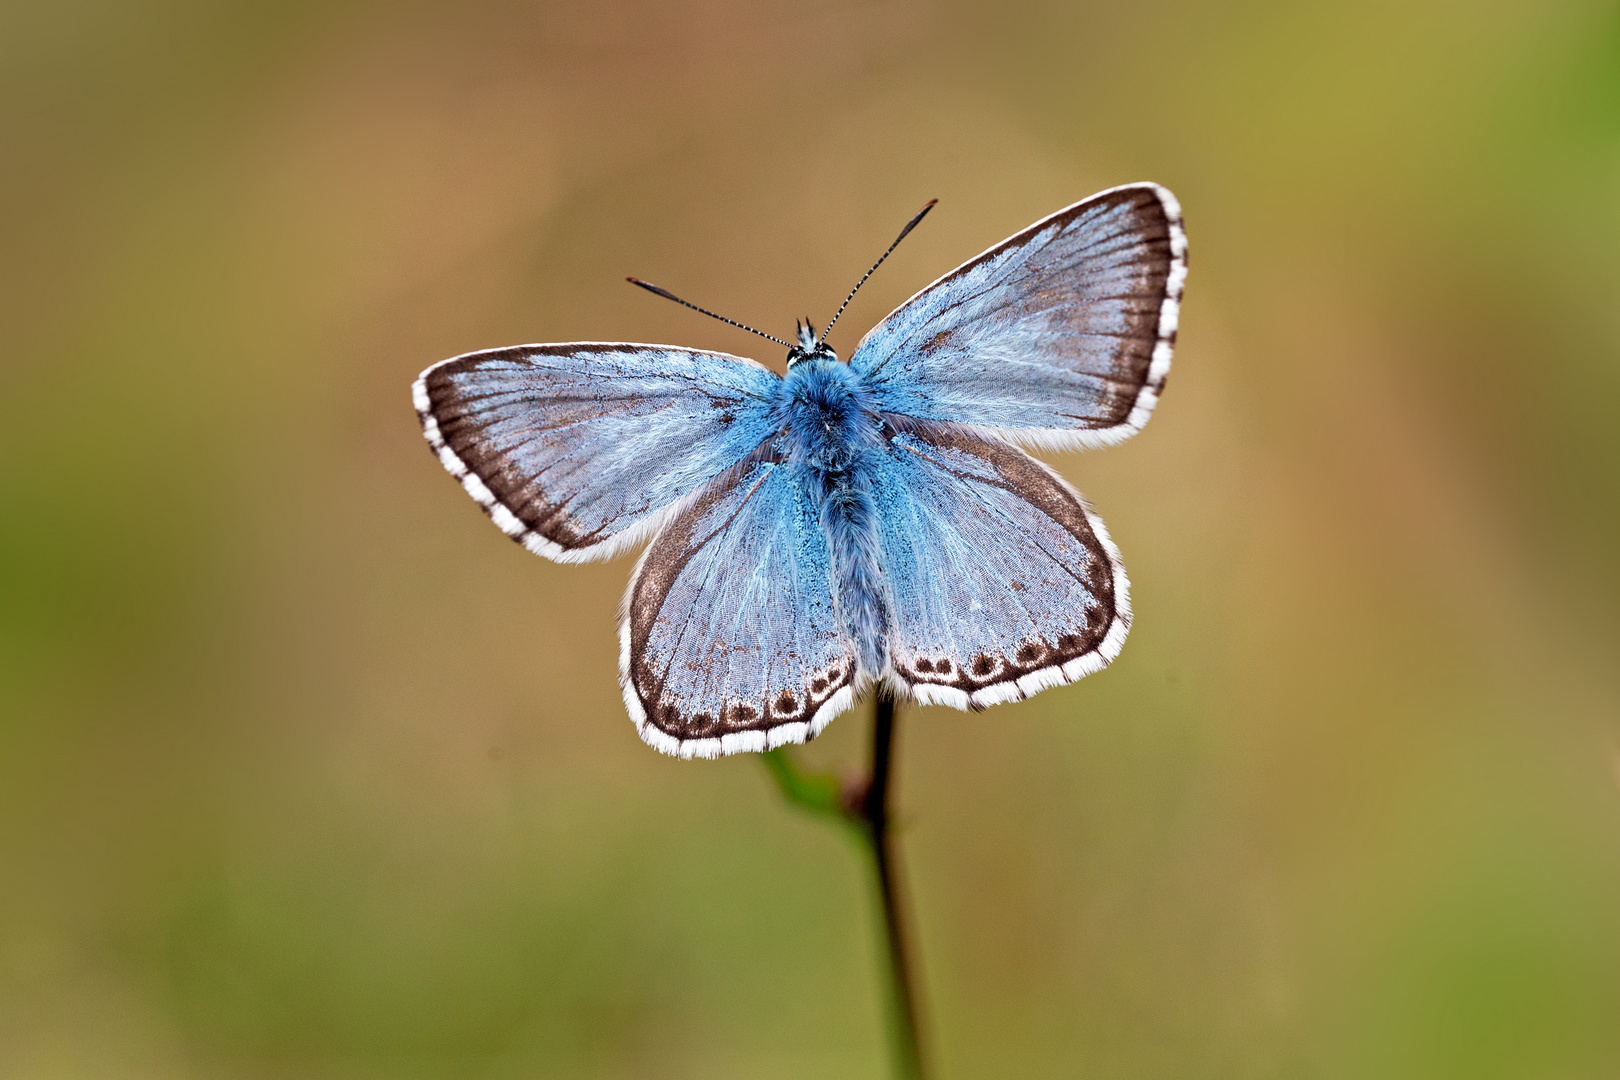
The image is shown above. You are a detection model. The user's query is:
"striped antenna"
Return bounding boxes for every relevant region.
[820,199,938,343]
[627,278,792,348]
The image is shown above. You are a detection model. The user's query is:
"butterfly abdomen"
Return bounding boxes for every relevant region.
[778,360,889,680]
[816,470,887,679]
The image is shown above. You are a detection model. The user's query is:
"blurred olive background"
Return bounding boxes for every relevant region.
[4,0,1620,1076]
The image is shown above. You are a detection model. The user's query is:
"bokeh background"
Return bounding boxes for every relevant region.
[4,0,1620,1076]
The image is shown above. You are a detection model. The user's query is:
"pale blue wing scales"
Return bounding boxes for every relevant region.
[871,420,1130,709]
[851,183,1187,450]
[621,457,858,759]
[414,343,781,562]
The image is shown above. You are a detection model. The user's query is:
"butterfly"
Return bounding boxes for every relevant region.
[414,183,1187,759]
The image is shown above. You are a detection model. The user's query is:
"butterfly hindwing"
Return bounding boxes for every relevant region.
[621,455,859,759]
[871,418,1129,708]
[415,343,781,562]
[851,182,1186,449]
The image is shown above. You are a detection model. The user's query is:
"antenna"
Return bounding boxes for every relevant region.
[820,198,938,342]
[626,278,792,348]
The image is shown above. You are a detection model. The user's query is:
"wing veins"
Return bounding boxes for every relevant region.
[859,200,1174,380]
[648,466,777,707]
[875,281,1163,374]
[893,437,1097,592]
[509,356,779,402]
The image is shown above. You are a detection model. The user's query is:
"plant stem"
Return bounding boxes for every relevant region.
[863,695,928,1080]
[761,696,929,1080]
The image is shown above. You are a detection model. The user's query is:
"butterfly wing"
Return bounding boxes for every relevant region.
[850,183,1186,450]
[621,455,858,758]
[415,343,781,562]
[871,419,1129,708]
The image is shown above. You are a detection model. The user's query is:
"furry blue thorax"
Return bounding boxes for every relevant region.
[775,358,889,679]
[775,357,883,473]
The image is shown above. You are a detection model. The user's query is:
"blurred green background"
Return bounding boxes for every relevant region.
[4,0,1620,1076]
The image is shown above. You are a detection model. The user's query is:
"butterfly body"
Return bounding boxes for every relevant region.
[775,354,891,678]
[415,183,1187,758]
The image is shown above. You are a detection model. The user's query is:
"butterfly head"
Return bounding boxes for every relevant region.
[786,319,838,368]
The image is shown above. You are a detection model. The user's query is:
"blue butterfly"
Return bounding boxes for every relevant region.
[414,183,1187,758]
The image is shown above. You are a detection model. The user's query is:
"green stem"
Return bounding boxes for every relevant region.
[864,695,927,1080]
[762,696,929,1080]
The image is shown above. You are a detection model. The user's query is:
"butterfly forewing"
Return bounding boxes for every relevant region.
[621,456,859,759]
[851,182,1186,450]
[415,344,781,562]
[871,419,1129,708]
